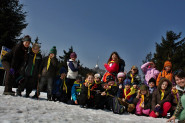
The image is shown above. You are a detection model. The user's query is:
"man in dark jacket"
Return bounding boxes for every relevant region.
[37,46,58,101]
[16,43,42,97]
[1,35,31,95]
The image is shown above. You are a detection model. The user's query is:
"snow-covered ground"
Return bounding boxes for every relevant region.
[0,86,169,123]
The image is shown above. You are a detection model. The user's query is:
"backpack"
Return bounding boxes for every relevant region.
[112,97,125,114]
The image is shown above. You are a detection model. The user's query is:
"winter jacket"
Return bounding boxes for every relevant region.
[67,59,79,79]
[126,71,141,86]
[134,93,152,110]
[156,70,173,86]
[2,42,29,72]
[39,56,58,78]
[52,76,69,96]
[173,85,185,118]
[24,50,42,77]
[104,60,119,74]
[151,78,172,111]
[71,81,82,101]
[118,87,136,103]
[141,62,159,85]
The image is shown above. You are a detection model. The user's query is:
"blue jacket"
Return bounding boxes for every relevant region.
[71,81,82,101]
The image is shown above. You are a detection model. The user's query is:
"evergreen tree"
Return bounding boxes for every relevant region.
[0,0,27,49]
[142,52,153,64]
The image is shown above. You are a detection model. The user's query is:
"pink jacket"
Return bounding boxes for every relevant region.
[141,62,159,84]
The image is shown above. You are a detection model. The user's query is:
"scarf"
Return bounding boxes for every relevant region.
[87,82,92,99]
[172,89,178,103]
[161,89,165,100]
[124,87,136,99]
[130,73,135,83]
[62,78,67,94]
[140,95,144,107]
[47,57,51,70]
[30,53,37,75]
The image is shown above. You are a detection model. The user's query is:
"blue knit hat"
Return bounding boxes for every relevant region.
[124,78,131,85]
[60,67,67,74]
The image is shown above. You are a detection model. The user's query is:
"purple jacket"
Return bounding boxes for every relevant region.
[141,62,159,85]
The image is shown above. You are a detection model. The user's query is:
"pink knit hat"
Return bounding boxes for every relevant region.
[117,72,126,78]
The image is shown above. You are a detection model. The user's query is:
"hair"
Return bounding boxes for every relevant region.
[174,69,185,79]
[86,73,94,79]
[32,43,41,49]
[22,35,31,41]
[107,51,121,64]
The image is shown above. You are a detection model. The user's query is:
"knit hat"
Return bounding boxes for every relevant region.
[131,65,138,70]
[22,35,31,42]
[139,84,148,91]
[60,67,67,74]
[94,73,101,78]
[49,46,57,55]
[148,78,156,85]
[117,72,126,78]
[124,78,131,85]
[164,61,172,68]
[70,52,77,58]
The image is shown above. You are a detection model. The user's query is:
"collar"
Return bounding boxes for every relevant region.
[176,85,185,92]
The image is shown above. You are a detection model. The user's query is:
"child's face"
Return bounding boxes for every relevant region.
[141,90,147,95]
[49,53,55,58]
[125,85,131,90]
[111,53,118,61]
[149,82,155,88]
[108,81,115,86]
[71,57,76,61]
[23,41,30,48]
[165,66,171,72]
[172,86,176,90]
[161,81,168,90]
[76,79,81,83]
[94,77,100,82]
[133,84,137,89]
[32,46,40,54]
[175,76,185,88]
[149,62,155,68]
[60,73,66,79]
[118,77,124,83]
[87,75,94,84]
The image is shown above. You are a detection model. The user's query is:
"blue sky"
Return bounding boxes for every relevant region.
[20,0,185,73]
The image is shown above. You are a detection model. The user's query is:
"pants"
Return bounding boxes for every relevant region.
[135,99,150,115]
[37,76,53,99]
[67,79,75,99]
[149,102,172,118]
[2,61,14,92]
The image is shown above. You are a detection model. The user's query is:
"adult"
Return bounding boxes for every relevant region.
[2,35,31,95]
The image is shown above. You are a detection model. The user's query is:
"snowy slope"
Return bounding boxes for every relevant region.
[0,86,169,123]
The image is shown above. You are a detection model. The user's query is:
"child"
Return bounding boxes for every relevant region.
[52,67,69,103]
[135,84,152,116]
[101,75,118,110]
[126,66,141,86]
[149,78,172,118]
[141,61,159,86]
[102,52,120,82]
[148,78,157,94]
[156,60,173,86]
[71,76,82,105]
[37,46,58,101]
[117,72,126,85]
[2,35,31,95]
[67,52,80,99]
[17,43,42,97]
[78,73,95,108]
[168,70,185,123]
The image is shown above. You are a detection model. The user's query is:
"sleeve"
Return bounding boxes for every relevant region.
[71,85,77,101]
[173,92,183,117]
[11,43,22,69]
[104,62,119,73]
[144,94,152,109]
[156,72,162,86]
[69,61,78,72]
[141,62,150,74]
[154,69,160,77]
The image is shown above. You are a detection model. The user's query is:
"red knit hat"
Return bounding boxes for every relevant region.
[164,61,172,68]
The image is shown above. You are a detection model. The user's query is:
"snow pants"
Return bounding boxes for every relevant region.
[135,99,150,115]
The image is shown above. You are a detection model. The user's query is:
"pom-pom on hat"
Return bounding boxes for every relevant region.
[60,67,67,74]
[117,72,126,78]
[49,46,57,55]
[164,61,172,68]
[124,78,131,85]
[70,52,77,58]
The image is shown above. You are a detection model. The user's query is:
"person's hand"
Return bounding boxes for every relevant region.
[155,112,159,116]
[9,68,15,75]
[75,100,78,104]
[155,104,160,107]
[101,92,106,96]
[122,98,125,102]
[167,116,176,123]
[84,82,89,87]
[119,84,122,89]
[141,103,144,108]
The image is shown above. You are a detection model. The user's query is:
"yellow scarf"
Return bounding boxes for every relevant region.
[172,89,178,103]
[47,57,51,70]
[140,95,144,107]
[63,79,67,94]
[161,90,165,100]
[33,54,37,65]
[130,73,134,83]
[95,80,101,85]
[124,87,136,99]
[87,82,92,99]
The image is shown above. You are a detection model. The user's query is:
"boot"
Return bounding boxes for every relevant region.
[16,89,22,96]
[3,91,15,96]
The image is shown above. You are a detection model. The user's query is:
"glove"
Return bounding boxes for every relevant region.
[9,68,15,75]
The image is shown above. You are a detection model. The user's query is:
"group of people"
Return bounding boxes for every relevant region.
[1,35,185,123]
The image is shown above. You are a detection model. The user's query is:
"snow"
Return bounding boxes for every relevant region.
[0,86,169,123]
